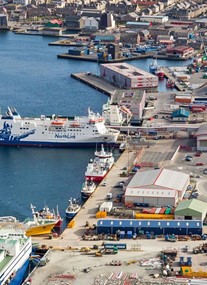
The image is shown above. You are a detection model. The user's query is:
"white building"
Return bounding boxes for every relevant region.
[100,63,158,90]
[140,15,169,24]
[80,16,99,30]
[124,168,189,207]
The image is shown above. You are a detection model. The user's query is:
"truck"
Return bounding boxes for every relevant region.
[148,131,157,136]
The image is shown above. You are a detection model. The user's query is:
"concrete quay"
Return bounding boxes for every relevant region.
[163,67,186,91]
[32,148,137,248]
[71,72,117,96]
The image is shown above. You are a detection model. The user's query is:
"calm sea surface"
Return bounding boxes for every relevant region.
[0,31,192,227]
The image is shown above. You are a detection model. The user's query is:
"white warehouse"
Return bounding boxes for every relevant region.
[100,63,158,91]
[124,168,189,207]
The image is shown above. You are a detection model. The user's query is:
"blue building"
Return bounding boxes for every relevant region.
[97,219,202,236]
[172,109,190,122]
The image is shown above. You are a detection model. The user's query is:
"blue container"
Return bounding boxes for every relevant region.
[126,231,133,239]
[120,231,125,239]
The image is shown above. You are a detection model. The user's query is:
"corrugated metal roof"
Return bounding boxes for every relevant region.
[196,123,207,137]
[97,219,202,228]
[175,199,207,215]
[128,169,160,188]
[127,168,189,192]
[125,187,176,197]
[155,169,189,191]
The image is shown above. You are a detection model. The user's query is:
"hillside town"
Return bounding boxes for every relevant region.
[0,0,207,57]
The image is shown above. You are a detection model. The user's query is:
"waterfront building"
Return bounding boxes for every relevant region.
[166,46,194,59]
[112,89,146,122]
[100,62,158,91]
[124,168,189,207]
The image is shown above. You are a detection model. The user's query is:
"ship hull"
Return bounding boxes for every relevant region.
[9,259,30,285]
[0,140,116,148]
[25,223,56,236]
[85,174,106,183]
[0,238,32,285]
[65,212,78,219]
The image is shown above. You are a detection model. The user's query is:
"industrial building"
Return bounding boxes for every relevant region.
[196,123,207,151]
[100,63,158,91]
[111,89,146,122]
[171,109,190,122]
[96,219,202,236]
[140,15,169,24]
[174,199,207,222]
[124,168,189,207]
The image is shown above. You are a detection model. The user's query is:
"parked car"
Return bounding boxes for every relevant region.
[196,162,204,166]
[185,155,193,161]
[195,152,202,157]
[203,168,207,175]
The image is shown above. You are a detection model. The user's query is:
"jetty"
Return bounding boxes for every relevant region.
[71,72,117,96]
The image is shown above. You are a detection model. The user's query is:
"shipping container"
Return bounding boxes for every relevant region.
[120,231,125,239]
[127,231,133,238]
[165,208,172,215]
[191,105,205,111]
[155,208,161,214]
[175,96,192,103]
[159,208,166,214]
[192,108,204,113]
[170,208,175,214]
[149,207,156,214]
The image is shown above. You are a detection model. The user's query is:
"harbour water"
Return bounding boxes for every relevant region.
[0,31,192,228]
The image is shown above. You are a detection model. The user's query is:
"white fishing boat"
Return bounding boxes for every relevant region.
[65,198,81,219]
[81,179,96,199]
[85,144,114,182]
[30,204,63,228]
[0,107,120,147]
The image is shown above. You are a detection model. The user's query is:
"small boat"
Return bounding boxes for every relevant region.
[31,204,63,228]
[155,66,165,79]
[81,179,96,199]
[166,79,175,88]
[149,59,158,74]
[65,198,81,219]
[85,145,114,182]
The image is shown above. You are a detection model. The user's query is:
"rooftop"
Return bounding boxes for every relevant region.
[101,63,157,79]
[127,168,189,192]
[175,199,207,214]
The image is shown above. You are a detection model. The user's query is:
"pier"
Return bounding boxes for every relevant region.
[71,72,117,96]
[163,67,186,91]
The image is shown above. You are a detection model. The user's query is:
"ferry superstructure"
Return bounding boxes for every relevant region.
[0,107,120,147]
[0,225,32,284]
